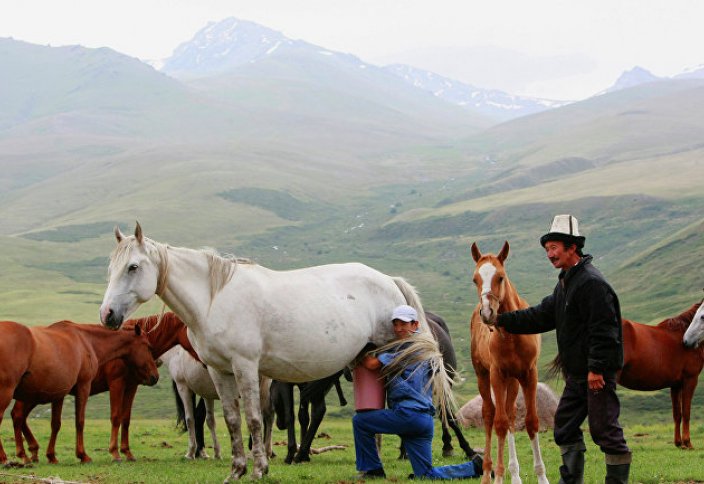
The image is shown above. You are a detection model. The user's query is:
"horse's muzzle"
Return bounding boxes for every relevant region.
[101,308,124,330]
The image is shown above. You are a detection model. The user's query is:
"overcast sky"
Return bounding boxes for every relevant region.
[2,0,703,100]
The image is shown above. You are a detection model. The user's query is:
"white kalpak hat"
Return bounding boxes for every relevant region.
[540,214,586,248]
[391,305,418,322]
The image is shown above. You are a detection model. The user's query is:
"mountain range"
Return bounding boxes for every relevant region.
[157,18,568,122]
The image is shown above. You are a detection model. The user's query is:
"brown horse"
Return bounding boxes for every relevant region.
[0,320,159,465]
[12,312,198,463]
[470,241,548,484]
[619,302,704,449]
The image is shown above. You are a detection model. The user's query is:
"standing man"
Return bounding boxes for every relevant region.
[493,215,631,484]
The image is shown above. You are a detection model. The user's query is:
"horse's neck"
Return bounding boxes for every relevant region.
[660,303,701,333]
[79,326,137,364]
[146,314,182,358]
[160,246,215,327]
[499,278,526,313]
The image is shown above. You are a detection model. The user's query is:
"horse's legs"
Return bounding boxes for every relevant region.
[440,406,454,457]
[11,400,31,463]
[175,383,198,459]
[296,395,326,463]
[21,407,40,463]
[107,378,126,461]
[232,359,268,479]
[208,367,247,481]
[282,384,297,464]
[295,393,313,463]
[670,385,683,447]
[504,377,522,484]
[46,398,64,464]
[204,398,221,459]
[680,377,699,449]
[119,381,139,461]
[477,372,495,484]
[520,371,548,484]
[194,396,207,457]
[489,368,514,484]
[259,377,275,459]
[0,386,14,464]
[446,409,477,458]
[74,384,92,463]
[334,377,347,407]
[14,401,40,463]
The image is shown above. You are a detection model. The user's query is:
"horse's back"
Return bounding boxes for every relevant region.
[164,347,218,400]
[12,322,92,401]
[620,318,701,390]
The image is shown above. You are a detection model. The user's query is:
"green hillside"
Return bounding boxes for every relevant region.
[1,40,704,426]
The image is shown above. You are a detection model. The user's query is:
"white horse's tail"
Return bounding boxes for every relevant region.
[388,277,458,427]
[392,277,430,331]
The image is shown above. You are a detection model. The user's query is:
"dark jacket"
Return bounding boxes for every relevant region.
[497,255,624,377]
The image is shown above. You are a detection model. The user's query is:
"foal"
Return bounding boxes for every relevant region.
[470,241,548,484]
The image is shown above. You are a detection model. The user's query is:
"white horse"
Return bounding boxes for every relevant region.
[99,223,451,481]
[158,346,222,460]
[683,302,704,348]
[159,346,275,461]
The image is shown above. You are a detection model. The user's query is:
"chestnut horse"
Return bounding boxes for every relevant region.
[619,301,704,449]
[470,241,548,484]
[0,320,159,465]
[11,312,196,463]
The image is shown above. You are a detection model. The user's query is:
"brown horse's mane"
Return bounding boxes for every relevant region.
[123,312,177,333]
[657,302,702,332]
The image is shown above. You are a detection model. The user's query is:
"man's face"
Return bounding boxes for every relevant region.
[544,240,578,270]
[392,319,419,339]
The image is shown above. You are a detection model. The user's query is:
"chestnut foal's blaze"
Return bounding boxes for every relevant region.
[620,301,704,449]
[0,321,159,465]
[470,241,548,484]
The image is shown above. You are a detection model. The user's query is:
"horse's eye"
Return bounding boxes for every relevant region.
[128,264,139,273]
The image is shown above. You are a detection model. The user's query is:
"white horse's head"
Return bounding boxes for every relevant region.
[100,222,166,330]
[683,302,704,348]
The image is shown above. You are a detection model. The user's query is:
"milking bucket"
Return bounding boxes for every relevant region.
[353,365,386,411]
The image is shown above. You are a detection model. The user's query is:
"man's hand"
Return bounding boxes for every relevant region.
[361,354,381,371]
[588,371,605,391]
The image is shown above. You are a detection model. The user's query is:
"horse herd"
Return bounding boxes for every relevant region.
[1,224,703,483]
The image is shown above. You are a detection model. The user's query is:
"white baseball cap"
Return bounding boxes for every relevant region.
[392,305,418,322]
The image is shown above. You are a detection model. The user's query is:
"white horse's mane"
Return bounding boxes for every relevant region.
[110,237,256,302]
[202,248,255,300]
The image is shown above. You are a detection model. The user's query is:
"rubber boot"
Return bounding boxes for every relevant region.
[605,452,631,484]
[558,442,586,484]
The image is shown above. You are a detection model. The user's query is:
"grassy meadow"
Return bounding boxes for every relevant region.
[1,417,703,483]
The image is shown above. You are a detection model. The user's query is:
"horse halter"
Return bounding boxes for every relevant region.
[480,289,502,333]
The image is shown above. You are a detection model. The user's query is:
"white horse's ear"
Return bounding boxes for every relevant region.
[135,221,143,244]
[114,225,125,242]
[470,242,482,263]
[498,240,510,263]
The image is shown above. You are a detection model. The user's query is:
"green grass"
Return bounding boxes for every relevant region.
[0,418,701,483]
